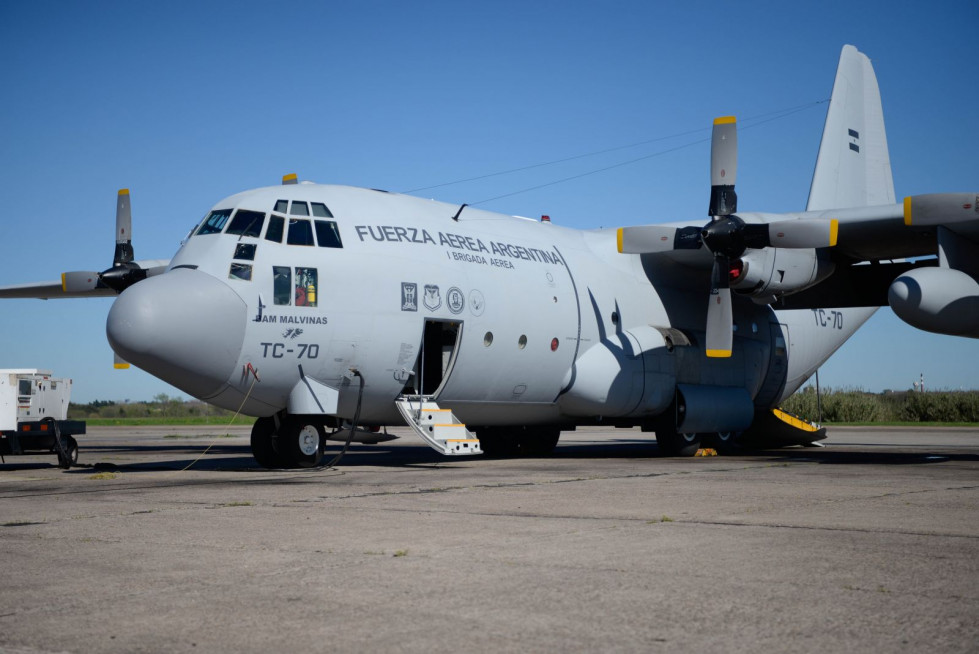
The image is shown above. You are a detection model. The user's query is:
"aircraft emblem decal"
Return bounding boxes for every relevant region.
[401,282,418,312]
[423,284,441,311]
[469,289,485,316]
[446,287,465,314]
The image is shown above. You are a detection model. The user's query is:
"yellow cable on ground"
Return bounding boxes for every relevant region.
[177,374,258,473]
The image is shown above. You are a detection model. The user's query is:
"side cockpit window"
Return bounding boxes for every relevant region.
[314,220,343,248]
[272,266,318,307]
[273,266,291,305]
[196,209,232,235]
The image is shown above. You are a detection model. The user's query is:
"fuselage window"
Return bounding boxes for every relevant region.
[274,200,289,213]
[234,243,257,260]
[196,209,232,235]
[229,263,252,281]
[290,201,310,216]
[314,220,343,248]
[265,214,285,243]
[287,218,315,246]
[226,210,266,237]
[295,267,317,307]
[273,266,291,305]
[311,202,334,218]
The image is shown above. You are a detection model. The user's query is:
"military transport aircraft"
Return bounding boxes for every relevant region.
[1,45,976,467]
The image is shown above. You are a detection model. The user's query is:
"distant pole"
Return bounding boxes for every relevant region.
[815,369,823,424]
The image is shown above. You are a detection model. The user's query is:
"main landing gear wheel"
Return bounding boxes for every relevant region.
[706,431,741,454]
[477,427,561,458]
[519,427,561,457]
[654,420,702,457]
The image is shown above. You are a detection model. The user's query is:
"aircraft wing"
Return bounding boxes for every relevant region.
[809,194,979,262]
[0,279,118,299]
[0,259,171,300]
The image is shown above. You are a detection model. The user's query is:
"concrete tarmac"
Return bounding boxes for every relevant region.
[0,425,977,653]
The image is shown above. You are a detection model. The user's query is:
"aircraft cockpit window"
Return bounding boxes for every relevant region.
[295,267,317,307]
[286,218,315,246]
[234,243,257,260]
[273,266,291,305]
[265,215,285,243]
[226,210,265,237]
[311,202,334,218]
[314,220,343,248]
[290,201,310,216]
[274,200,289,213]
[272,266,318,307]
[228,263,252,281]
[196,209,233,235]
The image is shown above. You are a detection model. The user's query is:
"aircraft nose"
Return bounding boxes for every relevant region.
[106,268,247,399]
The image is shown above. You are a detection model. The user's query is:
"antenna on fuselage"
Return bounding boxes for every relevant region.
[451,203,468,222]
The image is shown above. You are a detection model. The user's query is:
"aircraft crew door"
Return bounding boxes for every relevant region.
[406,319,463,398]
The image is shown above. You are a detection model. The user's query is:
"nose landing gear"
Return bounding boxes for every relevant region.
[250,414,325,469]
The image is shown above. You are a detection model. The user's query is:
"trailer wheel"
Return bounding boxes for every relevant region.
[66,436,79,465]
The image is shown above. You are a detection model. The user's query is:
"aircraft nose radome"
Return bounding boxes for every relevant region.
[106,268,248,399]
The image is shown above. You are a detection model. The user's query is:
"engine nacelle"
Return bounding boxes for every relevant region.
[888,267,979,338]
[732,248,835,299]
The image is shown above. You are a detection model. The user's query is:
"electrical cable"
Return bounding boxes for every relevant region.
[321,369,365,470]
[177,372,259,472]
[401,99,828,202]
[468,99,829,206]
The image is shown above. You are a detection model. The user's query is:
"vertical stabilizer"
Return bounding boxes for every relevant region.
[807,45,895,211]
[779,46,891,402]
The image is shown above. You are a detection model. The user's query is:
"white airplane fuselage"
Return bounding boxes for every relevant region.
[106,183,870,430]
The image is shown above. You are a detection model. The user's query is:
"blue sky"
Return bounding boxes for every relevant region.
[1,1,976,402]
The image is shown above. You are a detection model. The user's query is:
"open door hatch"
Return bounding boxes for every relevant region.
[405,319,463,399]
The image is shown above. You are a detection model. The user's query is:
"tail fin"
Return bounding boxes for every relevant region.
[779,46,890,401]
[807,45,895,211]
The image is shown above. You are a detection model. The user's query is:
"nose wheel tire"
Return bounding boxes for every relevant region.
[276,417,325,468]
[251,417,284,468]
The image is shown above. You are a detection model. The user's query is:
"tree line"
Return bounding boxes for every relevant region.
[781,388,979,423]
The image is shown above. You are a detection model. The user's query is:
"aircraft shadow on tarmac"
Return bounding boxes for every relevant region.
[3,439,976,474]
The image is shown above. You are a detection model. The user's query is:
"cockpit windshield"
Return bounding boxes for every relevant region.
[226,210,265,237]
[192,199,341,248]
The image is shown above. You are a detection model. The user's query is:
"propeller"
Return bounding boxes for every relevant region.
[61,189,149,294]
[618,117,839,358]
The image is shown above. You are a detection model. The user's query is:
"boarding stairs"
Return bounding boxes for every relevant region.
[395,395,482,456]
